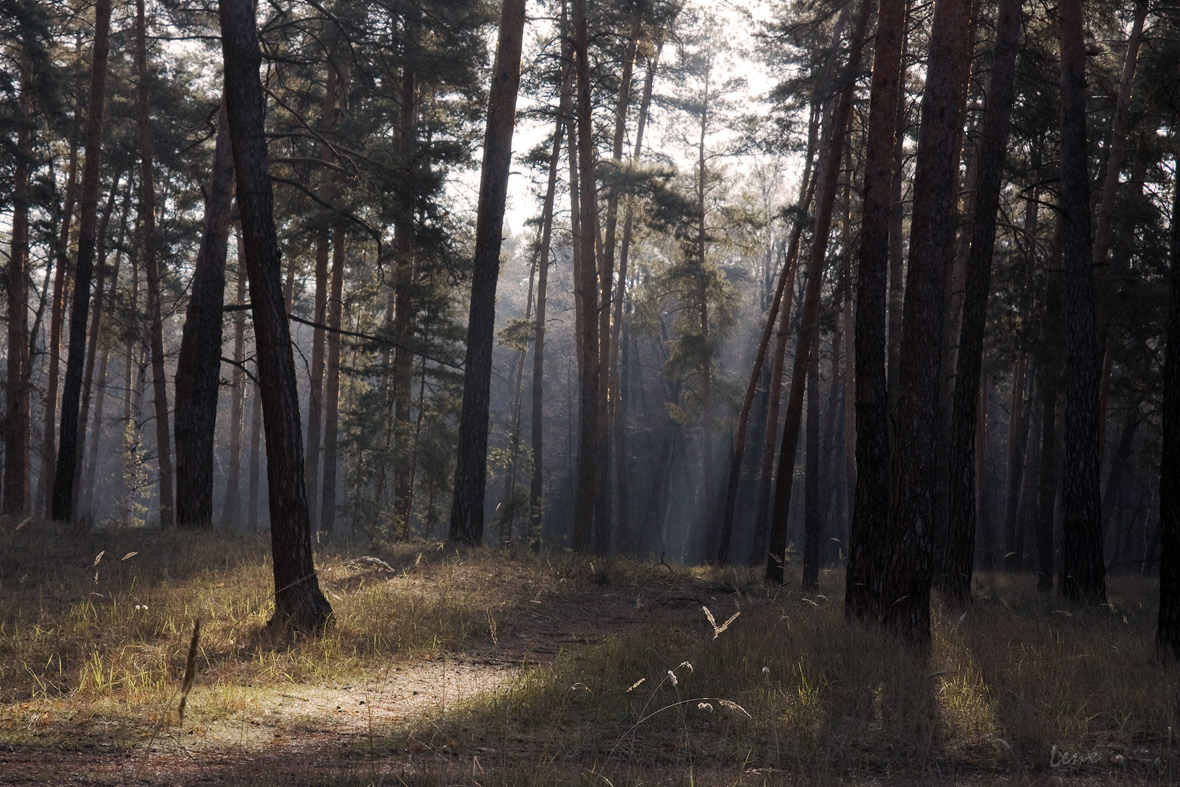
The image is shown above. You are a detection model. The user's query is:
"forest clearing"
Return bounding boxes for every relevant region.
[0,522,1177,785]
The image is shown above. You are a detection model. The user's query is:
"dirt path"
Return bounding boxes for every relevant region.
[0,569,749,785]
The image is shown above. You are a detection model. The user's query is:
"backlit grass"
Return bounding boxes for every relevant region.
[1,515,1178,785]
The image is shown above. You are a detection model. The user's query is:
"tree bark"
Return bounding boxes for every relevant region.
[1056,0,1106,604]
[882,0,975,643]
[219,0,332,631]
[175,102,234,528]
[51,0,111,525]
[448,0,528,545]
[937,0,1022,603]
[846,0,907,619]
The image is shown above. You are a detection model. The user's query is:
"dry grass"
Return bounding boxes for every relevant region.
[1,515,1178,785]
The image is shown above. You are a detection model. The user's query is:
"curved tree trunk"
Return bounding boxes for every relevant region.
[219,0,331,631]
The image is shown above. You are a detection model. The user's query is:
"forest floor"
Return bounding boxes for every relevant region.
[1,520,1178,785]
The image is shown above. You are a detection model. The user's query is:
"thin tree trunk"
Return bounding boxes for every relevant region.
[529,79,570,547]
[133,0,175,528]
[219,0,332,631]
[1037,240,1064,592]
[448,0,528,545]
[223,260,247,529]
[51,0,111,524]
[766,0,871,585]
[802,347,822,592]
[83,194,129,513]
[4,53,34,515]
[612,39,664,554]
[175,101,234,528]
[75,179,121,513]
[321,226,346,533]
[392,61,418,538]
[305,61,339,534]
[41,120,80,517]
[1004,358,1032,570]
[750,114,820,568]
[1057,0,1106,604]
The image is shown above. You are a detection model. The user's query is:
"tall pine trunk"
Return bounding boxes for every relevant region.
[448,0,528,545]
[51,0,111,524]
[847,0,906,619]
[1056,0,1106,603]
[882,0,975,643]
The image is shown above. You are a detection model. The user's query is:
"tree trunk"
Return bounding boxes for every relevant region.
[51,0,111,525]
[41,113,80,517]
[802,347,822,592]
[882,0,975,643]
[1156,140,1180,659]
[175,102,234,528]
[132,0,175,528]
[4,53,34,515]
[392,61,418,539]
[846,0,907,619]
[1004,358,1032,570]
[75,179,121,513]
[223,260,247,529]
[529,74,570,547]
[766,0,871,585]
[448,0,528,545]
[321,225,346,533]
[750,115,819,568]
[937,0,1022,604]
[1037,240,1064,592]
[82,194,129,513]
[219,0,332,631]
[571,0,603,553]
[1056,0,1106,604]
[305,61,339,534]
